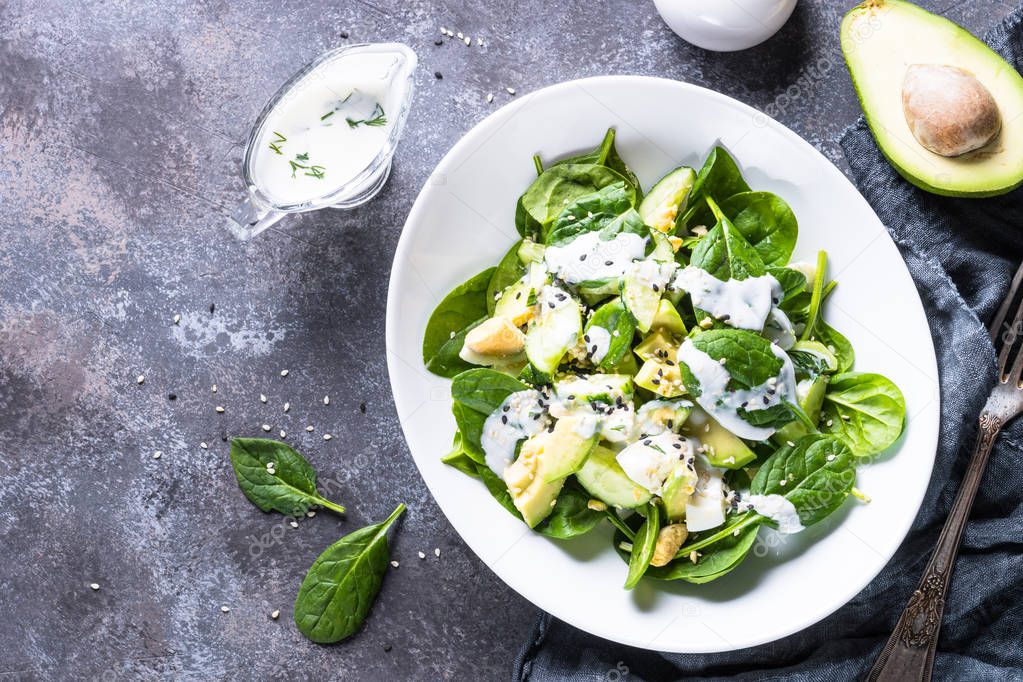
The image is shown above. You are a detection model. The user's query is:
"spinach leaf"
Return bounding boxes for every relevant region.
[545,182,642,246]
[535,481,605,539]
[553,127,642,197]
[648,522,759,584]
[440,432,481,477]
[624,501,660,589]
[689,329,783,390]
[736,402,797,429]
[751,434,856,526]
[517,363,552,388]
[718,192,798,267]
[689,198,766,281]
[293,503,405,643]
[680,146,751,228]
[517,164,630,238]
[474,461,521,517]
[585,297,636,370]
[767,266,808,304]
[451,369,530,461]
[230,438,345,516]
[820,373,906,456]
[815,322,855,373]
[487,241,526,315]
[423,268,495,377]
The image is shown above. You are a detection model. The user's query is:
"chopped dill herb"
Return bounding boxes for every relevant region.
[269,131,287,155]
[296,152,310,161]
[289,154,326,180]
[320,111,335,121]
[346,103,387,129]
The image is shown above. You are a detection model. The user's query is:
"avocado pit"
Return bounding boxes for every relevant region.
[902,63,1001,157]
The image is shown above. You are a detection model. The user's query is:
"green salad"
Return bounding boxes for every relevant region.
[422,128,906,588]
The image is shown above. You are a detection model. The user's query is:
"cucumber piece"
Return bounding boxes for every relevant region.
[622,260,675,333]
[517,239,546,264]
[634,329,678,362]
[541,415,600,483]
[650,299,686,337]
[525,285,582,374]
[494,261,547,326]
[683,407,756,469]
[648,230,676,261]
[774,374,830,444]
[635,358,685,398]
[662,459,699,522]
[790,340,838,374]
[639,166,696,233]
[576,445,652,509]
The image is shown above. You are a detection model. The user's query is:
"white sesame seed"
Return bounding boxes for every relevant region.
[305,425,314,432]
[827,419,834,426]
[439,26,446,34]
[434,548,441,557]
[260,394,267,403]
[476,37,483,46]
[262,424,271,432]
[283,402,290,412]
[136,374,145,384]
[463,36,470,45]
[457,31,463,39]
[173,314,181,324]
[271,609,280,620]
[280,430,287,439]
[215,406,225,413]
[486,92,494,103]
[323,434,332,441]
[200,442,208,450]
[418,551,426,559]
[306,510,316,518]
[506,86,516,95]
[212,384,217,393]
[289,521,298,528]
[390,560,399,568]
[719,357,727,365]
[221,605,230,613]
[90,583,100,591]
[153,451,162,460]
[280,370,289,377]
[323,395,330,405]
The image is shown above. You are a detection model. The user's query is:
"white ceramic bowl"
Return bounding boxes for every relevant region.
[653,0,799,52]
[386,76,939,653]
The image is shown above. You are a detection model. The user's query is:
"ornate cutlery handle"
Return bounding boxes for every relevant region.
[867,412,1003,682]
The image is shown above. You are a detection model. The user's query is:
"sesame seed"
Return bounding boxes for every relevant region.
[173,314,181,325]
[200,442,208,449]
[418,551,426,559]
[506,86,516,95]
[260,394,267,403]
[153,451,162,460]
[439,26,446,33]
[486,93,494,103]
[280,430,286,438]
[221,605,230,613]
[434,71,443,79]
[215,406,225,413]
[457,31,463,39]
[280,370,289,377]
[827,419,834,426]
[434,38,443,45]
[434,548,441,557]
[323,434,332,441]
[306,425,314,432]
[211,384,218,393]
[260,424,271,432]
[289,521,298,528]
[477,37,483,46]
[323,395,330,405]
[271,610,280,620]
[390,560,399,568]
[463,36,470,45]
[306,510,316,518]
[283,402,290,412]
[136,374,145,384]
[90,583,100,591]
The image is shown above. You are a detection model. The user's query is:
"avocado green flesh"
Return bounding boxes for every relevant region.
[841,0,1023,197]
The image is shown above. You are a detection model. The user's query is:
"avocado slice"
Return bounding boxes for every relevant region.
[650,300,687,337]
[633,329,678,362]
[575,445,652,509]
[541,415,600,482]
[683,407,756,469]
[661,459,699,522]
[635,358,685,398]
[841,0,1023,197]
[503,430,566,528]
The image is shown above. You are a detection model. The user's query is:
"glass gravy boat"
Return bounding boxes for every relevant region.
[227,43,417,240]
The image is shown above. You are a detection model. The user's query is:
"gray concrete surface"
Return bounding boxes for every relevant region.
[0,0,1013,679]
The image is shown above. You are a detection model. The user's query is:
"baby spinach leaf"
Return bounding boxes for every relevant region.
[718,192,798,267]
[554,127,642,197]
[736,402,797,429]
[536,482,605,539]
[689,329,783,390]
[517,164,631,237]
[474,461,522,517]
[815,322,855,373]
[440,432,482,477]
[451,369,531,460]
[689,198,766,281]
[230,438,345,516]
[517,363,552,388]
[451,402,487,463]
[487,241,526,315]
[751,434,856,526]
[767,266,808,304]
[820,373,906,456]
[293,503,405,644]
[545,182,642,246]
[585,297,636,370]
[423,268,495,377]
[680,146,751,228]
[624,501,660,589]
[426,317,486,379]
[649,522,759,583]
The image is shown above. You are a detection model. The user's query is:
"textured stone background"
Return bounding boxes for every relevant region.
[0,0,1012,679]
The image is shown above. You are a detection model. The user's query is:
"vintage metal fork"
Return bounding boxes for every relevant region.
[868,262,1023,682]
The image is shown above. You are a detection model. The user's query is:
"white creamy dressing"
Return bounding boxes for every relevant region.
[676,339,797,441]
[634,399,692,438]
[673,266,782,331]
[763,308,796,350]
[627,258,678,291]
[252,51,405,206]
[735,492,804,534]
[543,231,647,284]
[615,431,697,495]
[481,390,550,475]
[584,326,612,364]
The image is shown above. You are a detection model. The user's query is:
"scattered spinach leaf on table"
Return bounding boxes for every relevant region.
[230,438,345,516]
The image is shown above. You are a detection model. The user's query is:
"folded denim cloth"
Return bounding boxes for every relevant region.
[514,7,1023,680]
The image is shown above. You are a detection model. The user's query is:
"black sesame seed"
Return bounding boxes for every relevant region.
[667,419,674,429]
[359,402,367,413]
[567,395,575,400]
[584,335,590,342]
[501,415,508,424]
[763,396,770,404]
[209,303,215,313]
[434,38,443,45]
[643,440,651,446]
[515,292,522,300]
[167,393,177,401]
[435,71,443,79]
[672,442,682,449]
[651,379,661,385]
[666,360,675,366]
[604,260,613,266]
[340,30,349,38]
[383,644,392,652]
[720,314,730,321]
[579,254,587,261]
[652,284,659,292]
[548,302,555,309]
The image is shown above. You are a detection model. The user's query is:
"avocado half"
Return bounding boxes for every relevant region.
[841,0,1023,197]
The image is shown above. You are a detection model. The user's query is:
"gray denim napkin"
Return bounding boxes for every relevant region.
[514,6,1023,680]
